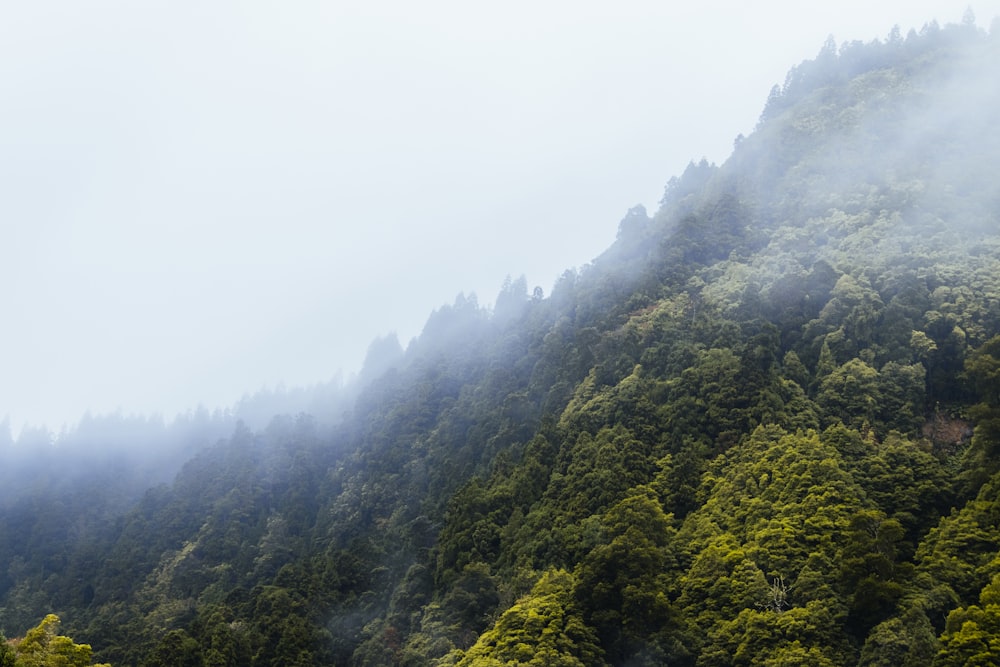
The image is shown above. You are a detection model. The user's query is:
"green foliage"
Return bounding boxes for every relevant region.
[691,426,865,577]
[857,606,938,667]
[574,488,682,664]
[13,615,112,667]
[0,641,14,667]
[816,358,881,430]
[697,603,850,667]
[838,510,911,635]
[143,629,202,667]
[677,534,770,626]
[934,575,1000,666]
[843,432,955,540]
[963,336,1000,485]
[916,473,1000,607]
[447,570,606,667]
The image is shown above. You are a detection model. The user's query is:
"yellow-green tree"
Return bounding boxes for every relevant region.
[934,574,1000,666]
[13,614,111,667]
[448,570,606,667]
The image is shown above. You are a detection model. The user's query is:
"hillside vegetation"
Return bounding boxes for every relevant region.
[3,18,1000,667]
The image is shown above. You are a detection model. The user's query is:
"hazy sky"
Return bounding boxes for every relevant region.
[2,1,997,435]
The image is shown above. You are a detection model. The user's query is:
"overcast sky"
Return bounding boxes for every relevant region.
[2,1,997,435]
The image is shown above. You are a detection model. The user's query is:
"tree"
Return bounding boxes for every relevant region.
[0,633,16,667]
[449,570,606,667]
[782,351,811,390]
[698,603,849,666]
[964,336,1000,480]
[677,533,770,626]
[574,488,682,663]
[358,333,404,384]
[915,474,1000,607]
[816,359,881,430]
[142,630,202,667]
[857,605,938,667]
[13,614,112,667]
[494,275,530,324]
[934,574,1000,666]
[876,362,926,434]
[838,510,909,636]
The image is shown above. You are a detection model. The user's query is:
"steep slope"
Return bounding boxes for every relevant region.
[1,18,1000,667]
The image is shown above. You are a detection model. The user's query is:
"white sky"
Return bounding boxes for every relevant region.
[2,1,997,435]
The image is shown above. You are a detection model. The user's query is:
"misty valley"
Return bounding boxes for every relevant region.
[5,17,1000,667]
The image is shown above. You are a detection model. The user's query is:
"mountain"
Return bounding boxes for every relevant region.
[2,18,1000,667]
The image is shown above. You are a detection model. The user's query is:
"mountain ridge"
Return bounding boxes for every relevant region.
[2,18,1000,666]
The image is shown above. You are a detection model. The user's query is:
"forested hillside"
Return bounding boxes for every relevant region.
[3,18,1000,666]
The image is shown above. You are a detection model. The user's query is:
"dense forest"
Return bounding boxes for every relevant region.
[4,17,1000,667]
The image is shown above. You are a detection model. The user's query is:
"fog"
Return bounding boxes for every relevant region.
[2,1,997,436]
